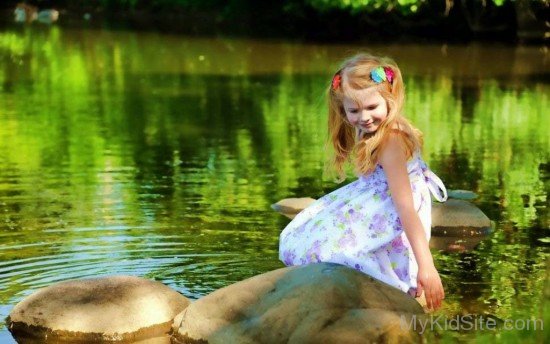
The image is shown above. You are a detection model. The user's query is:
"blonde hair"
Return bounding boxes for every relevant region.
[326,53,423,182]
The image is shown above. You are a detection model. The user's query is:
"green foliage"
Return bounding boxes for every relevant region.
[304,0,419,14]
[303,0,509,14]
[38,0,512,12]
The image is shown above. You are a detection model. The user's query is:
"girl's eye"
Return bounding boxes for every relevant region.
[367,105,377,110]
[348,109,358,114]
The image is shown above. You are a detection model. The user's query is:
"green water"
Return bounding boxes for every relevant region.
[0,27,548,342]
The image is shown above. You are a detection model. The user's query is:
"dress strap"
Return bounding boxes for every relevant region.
[419,160,448,202]
[423,169,448,202]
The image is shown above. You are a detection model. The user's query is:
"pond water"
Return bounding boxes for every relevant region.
[0,27,548,342]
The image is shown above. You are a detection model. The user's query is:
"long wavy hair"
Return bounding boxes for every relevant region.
[326,53,423,182]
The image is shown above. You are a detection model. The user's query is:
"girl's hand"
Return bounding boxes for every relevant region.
[416,264,445,310]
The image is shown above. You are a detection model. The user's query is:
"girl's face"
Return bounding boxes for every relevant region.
[342,88,388,134]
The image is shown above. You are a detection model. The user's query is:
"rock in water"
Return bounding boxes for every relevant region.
[8,275,191,342]
[271,197,316,219]
[431,199,492,237]
[447,189,478,200]
[172,263,423,344]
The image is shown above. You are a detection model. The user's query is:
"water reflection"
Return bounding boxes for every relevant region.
[0,26,548,341]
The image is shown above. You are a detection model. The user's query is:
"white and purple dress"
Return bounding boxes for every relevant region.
[278,147,447,296]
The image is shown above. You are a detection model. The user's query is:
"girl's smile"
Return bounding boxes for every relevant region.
[342,89,388,134]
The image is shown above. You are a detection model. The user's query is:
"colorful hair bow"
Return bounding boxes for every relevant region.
[370,66,394,85]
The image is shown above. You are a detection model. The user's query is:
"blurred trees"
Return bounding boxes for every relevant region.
[5,0,548,41]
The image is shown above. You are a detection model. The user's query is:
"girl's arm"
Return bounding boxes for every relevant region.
[378,133,444,310]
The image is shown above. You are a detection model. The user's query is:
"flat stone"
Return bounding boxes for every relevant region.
[271,197,316,219]
[432,199,492,236]
[447,189,478,200]
[172,263,423,344]
[8,275,191,342]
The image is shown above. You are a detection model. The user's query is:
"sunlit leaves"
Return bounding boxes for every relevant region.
[304,0,509,14]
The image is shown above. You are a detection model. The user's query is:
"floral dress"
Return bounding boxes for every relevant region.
[278,149,447,296]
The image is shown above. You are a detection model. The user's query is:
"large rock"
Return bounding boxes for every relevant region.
[431,199,491,236]
[172,263,424,344]
[7,275,191,342]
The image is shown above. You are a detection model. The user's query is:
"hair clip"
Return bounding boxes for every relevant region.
[370,66,394,85]
[332,73,341,90]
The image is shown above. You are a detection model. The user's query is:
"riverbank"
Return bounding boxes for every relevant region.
[0,1,547,43]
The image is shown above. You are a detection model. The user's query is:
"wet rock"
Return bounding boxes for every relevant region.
[431,199,492,237]
[271,197,316,219]
[447,189,478,200]
[172,263,423,344]
[7,275,190,342]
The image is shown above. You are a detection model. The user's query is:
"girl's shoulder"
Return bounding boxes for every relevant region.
[388,124,408,136]
[379,128,416,163]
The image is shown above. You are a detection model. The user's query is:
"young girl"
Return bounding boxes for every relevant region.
[278,53,447,311]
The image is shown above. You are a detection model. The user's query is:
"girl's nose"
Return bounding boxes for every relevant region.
[360,109,371,122]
